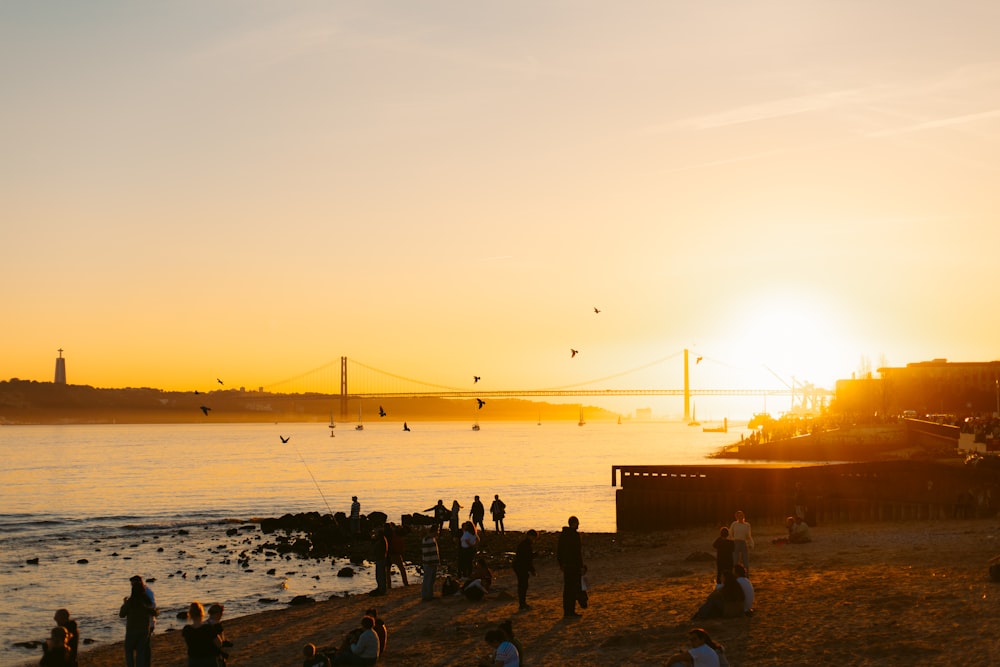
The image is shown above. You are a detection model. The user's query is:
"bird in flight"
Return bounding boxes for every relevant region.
[594,307,601,314]
[200,406,211,416]
[379,405,387,417]
[570,349,579,358]
[476,398,485,409]
[280,435,290,443]
[403,422,411,432]
[696,356,703,364]
[473,376,481,383]
[217,378,224,385]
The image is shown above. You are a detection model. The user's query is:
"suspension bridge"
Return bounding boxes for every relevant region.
[262,350,833,420]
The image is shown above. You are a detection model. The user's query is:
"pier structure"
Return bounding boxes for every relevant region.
[612,459,1000,531]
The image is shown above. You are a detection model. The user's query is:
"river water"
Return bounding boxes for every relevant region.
[0,419,742,665]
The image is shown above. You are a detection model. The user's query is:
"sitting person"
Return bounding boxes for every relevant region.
[364,608,387,657]
[302,643,332,667]
[331,616,380,666]
[667,627,727,667]
[463,558,493,601]
[39,626,73,667]
[734,564,755,615]
[478,627,520,667]
[788,515,812,543]
[498,620,524,666]
[693,570,745,620]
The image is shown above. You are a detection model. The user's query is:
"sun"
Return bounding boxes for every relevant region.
[720,289,855,389]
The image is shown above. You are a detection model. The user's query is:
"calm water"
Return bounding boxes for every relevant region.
[0,420,741,666]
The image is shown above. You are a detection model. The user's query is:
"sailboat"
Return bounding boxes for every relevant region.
[328,411,336,437]
[687,403,701,427]
[472,421,480,431]
[578,407,586,426]
[355,406,364,431]
[403,422,410,432]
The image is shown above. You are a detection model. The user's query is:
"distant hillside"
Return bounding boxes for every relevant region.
[0,380,616,425]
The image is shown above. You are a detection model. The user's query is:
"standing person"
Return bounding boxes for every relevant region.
[370,526,388,596]
[420,525,440,601]
[728,510,754,574]
[556,515,584,618]
[182,602,223,667]
[449,500,463,538]
[490,494,507,534]
[712,527,735,584]
[512,529,537,610]
[424,500,448,533]
[470,495,486,533]
[53,609,78,667]
[385,523,409,587]
[119,575,157,667]
[350,496,361,536]
[458,521,480,578]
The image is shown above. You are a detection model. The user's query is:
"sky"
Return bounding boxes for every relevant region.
[4,2,1000,418]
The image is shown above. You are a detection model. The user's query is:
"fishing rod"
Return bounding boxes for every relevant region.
[280,435,334,515]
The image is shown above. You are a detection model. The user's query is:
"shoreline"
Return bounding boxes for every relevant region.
[18,518,1000,666]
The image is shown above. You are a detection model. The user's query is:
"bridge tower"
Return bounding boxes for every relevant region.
[340,356,348,418]
[683,348,691,421]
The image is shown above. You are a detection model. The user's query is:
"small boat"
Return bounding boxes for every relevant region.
[578,407,586,426]
[687,403,701,427]
[355,406,364,431]
[703,418,729,434]
[617,414,622,425]
[472,422,480,431]
[329,412,336,437]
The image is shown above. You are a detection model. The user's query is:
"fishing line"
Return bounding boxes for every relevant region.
[283,437,334,515]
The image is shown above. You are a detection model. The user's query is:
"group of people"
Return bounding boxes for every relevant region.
[37,609,78,667]
[424,493,508,536]
[700,510,757,620]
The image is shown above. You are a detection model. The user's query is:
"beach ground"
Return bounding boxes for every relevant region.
[28,518,1000,666]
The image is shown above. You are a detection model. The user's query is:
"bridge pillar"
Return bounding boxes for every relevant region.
[340,356,348,419]
[683,348,691,422]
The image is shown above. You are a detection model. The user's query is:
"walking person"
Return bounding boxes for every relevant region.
[420,525,440,601]
[556,516,584,618]
[469,495,486,533]
[386,523,409,587]
[729,510,754,574]
[512,529,537,610]
[490,494,507,534]
[370,525,388,596]
[119,575,158,667]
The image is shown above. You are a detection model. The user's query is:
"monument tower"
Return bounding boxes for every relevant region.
[54,348,66,384]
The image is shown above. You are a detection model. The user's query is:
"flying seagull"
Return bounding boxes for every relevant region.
[476,398,485,409]
[280,435,290,443]
[594,307,601,314]
[200,406,211,416]
[696,356,703,364]
[473,376,481,383]
[379,405,387,417]
[217,378,224,385]
[570,349,579,358]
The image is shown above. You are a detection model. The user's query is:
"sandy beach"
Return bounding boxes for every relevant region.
[24,518,1000,666]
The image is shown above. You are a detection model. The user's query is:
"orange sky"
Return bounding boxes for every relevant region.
[4,3,1000,418]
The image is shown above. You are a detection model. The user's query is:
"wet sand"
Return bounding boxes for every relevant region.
[26,519,1000,666]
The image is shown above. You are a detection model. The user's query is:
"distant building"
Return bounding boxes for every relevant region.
[835,358,1000,418]
[54,349,66,385]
